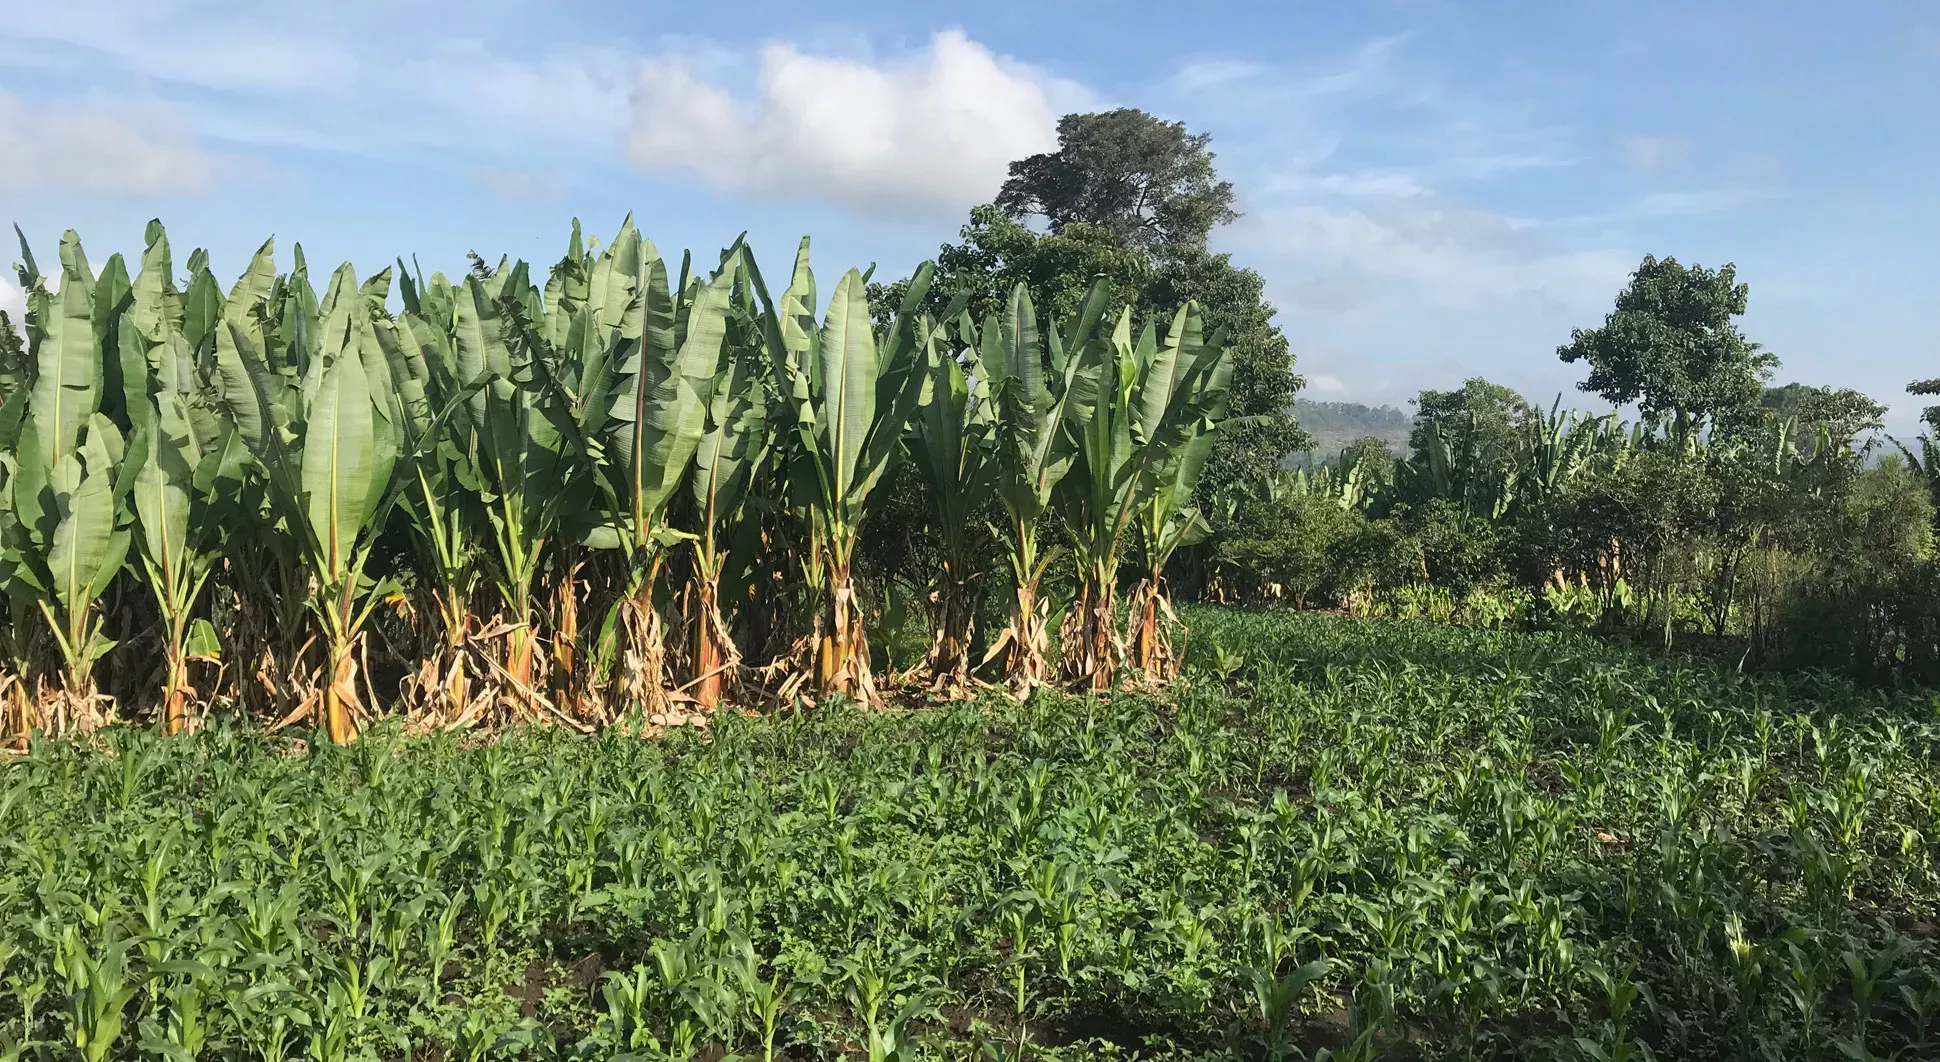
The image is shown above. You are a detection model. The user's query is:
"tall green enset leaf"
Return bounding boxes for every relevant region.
[608,257,731,532]
[685,276,773,709]
[300,306,380,573]
[817,270,875,505]
[31,233,99,467]
[48,415,129,619]
[976,280,1113,694]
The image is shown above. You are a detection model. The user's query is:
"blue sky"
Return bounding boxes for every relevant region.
[2,0,1935,434]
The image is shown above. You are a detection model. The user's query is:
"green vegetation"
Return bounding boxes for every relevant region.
[0,211,1234,741]
[3,610,1937,1060]
[1212,252,1940,685]
[3,102,1937,1060]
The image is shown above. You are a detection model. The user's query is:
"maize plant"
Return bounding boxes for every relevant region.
[3,610,1936,1059]
[976,281,1108,695]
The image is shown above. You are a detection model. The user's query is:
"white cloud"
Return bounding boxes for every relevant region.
[1308,373,1346,394]
[1236,199,1629,312]
[1172,59,1265,91]
[1262,169,1430,199]
[626,29,1072,214]
[0,91,220,193]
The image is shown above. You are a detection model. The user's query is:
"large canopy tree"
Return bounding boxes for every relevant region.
[875,109,1308,503]
[1558,255,1777,433]
[1408,377,1536,467]
[995,108,1237,253]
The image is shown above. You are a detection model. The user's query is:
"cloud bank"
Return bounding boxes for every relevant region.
[627,30,1070,214]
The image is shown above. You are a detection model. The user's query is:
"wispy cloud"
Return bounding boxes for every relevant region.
[1235,200,1630,313]
[1162,35,1638,407]
[1551,186,1784,229]
[0,91,223,193]
[2,6,1087,217]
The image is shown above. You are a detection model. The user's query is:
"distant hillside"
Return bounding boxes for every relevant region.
[1291,399,1412,467]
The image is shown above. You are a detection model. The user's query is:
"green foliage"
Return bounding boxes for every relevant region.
[1760,382,1886,448]
[1559,255,1778,430]
[1909,378,1940,434]
[3,611,1938,1060]
[876,110,1309,508]
[1407,377,1535,470]
[996,108,1237,252]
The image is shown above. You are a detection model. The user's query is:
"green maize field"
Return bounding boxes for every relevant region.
[2,607,1937,1061]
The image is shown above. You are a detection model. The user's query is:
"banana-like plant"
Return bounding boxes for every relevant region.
[905,313,996,696]
[759,241,932,706]
[1055,301,1229,693]
[1,232,136,734]
[119,223,242,734]
[684,259,771,710]
[395,266,487,722]
[214,257,402,743]
[1128,314,1233,684]
[453,260,584,720]
[586,221,735,717]
[973,281,1109,695]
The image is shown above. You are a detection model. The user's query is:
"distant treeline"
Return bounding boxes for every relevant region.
[1289,399,1412,468]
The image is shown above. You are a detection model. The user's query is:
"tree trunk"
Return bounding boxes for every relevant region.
[551,550,580,718]
[162,647,190,736]
[506,624,538,719]
[1009,580,1049,694]
[0,673,28,747]
[691,567,739,711]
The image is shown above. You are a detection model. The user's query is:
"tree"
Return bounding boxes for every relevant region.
[874,113,1309,497]
[1146,247,1307,494]
[872,205,1147,328]
[1558,255,1777,430]
[1908,378,1940,433]
[996,109,1237,252]
[0,310,22,389]
[1407,378,1535,466]
[1760,382,1886,448]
